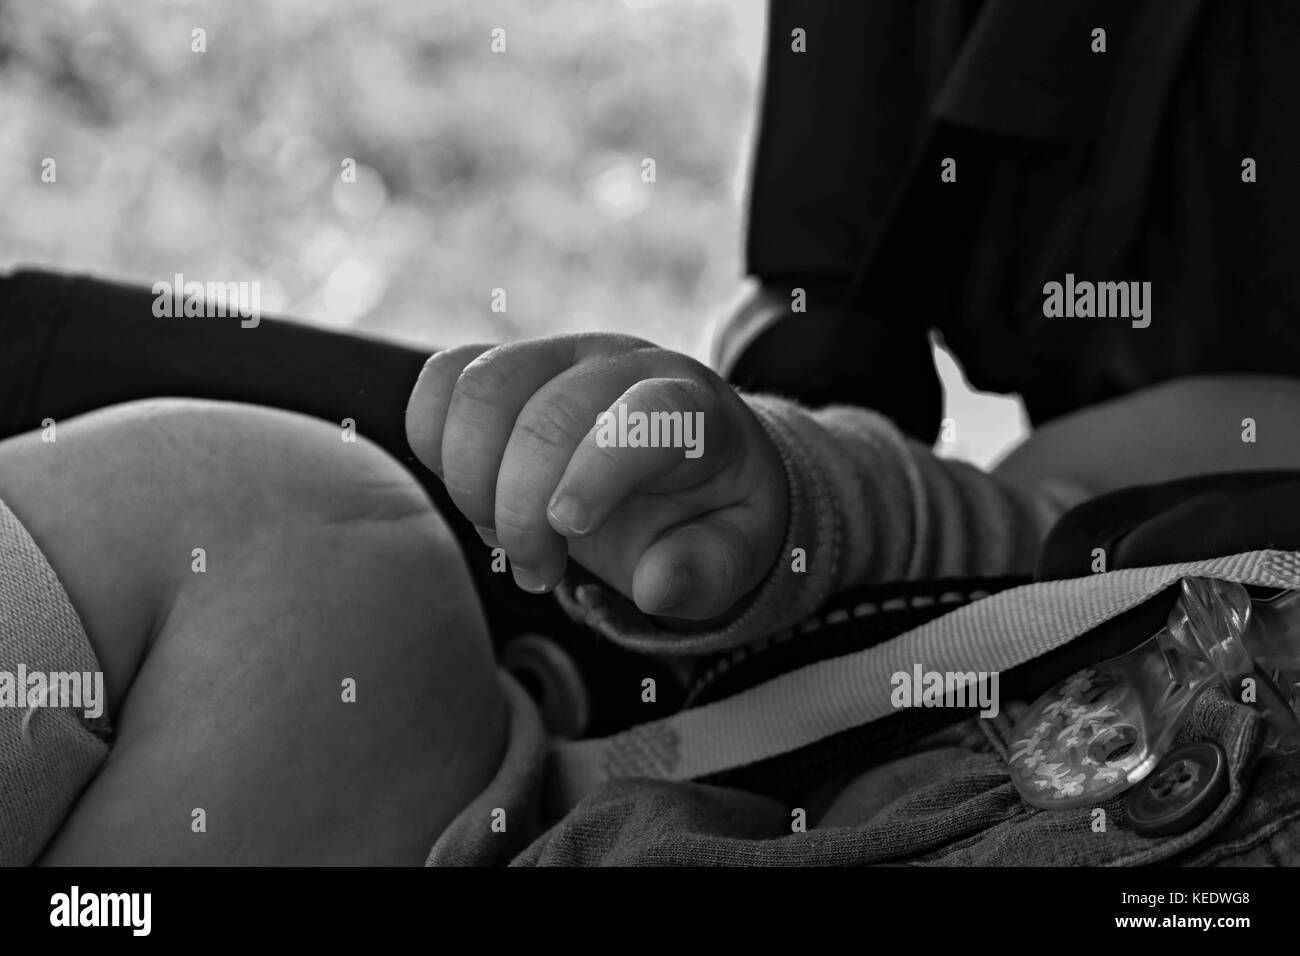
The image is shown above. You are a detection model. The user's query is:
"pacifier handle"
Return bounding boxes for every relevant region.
[1241,588,1300,753]
[1245,588,1300,670]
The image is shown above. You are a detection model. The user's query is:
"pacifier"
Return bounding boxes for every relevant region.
[1008,577,1300,810]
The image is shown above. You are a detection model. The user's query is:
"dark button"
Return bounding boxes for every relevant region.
[1126,742,1229,838]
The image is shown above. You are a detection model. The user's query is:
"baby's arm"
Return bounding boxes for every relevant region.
[765,397,1088,592]
[556,392,1088,656]
[404,333,1089,655]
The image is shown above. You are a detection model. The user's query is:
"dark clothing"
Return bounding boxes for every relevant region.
[732,0,1300,438]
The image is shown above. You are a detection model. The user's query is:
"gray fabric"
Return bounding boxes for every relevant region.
[425,670,547,867]
[0,496,108,866]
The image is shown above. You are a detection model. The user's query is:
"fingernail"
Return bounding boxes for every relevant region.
[548,496,590,536]
[652,564,693,614]
[512,565,550,593]
[475,525,500,548]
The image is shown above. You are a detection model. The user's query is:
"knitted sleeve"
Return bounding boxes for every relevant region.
[553,392,1089,656]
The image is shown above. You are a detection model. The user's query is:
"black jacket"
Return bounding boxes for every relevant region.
[721,0,1300,441]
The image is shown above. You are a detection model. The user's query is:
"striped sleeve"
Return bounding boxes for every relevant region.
[554,393,1090,656]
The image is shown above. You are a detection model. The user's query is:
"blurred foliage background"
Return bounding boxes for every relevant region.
[0,0,1024,463]
[0,0,761,358]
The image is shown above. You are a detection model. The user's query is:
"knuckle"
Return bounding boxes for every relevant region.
[415,352,441,385]
[584,434,624,470]
[638,376,703,414]
[515,394,591,452]
[454,350,511,407]
[492,500,545,552]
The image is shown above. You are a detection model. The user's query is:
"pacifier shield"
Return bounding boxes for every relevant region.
[1008,666,1150,809]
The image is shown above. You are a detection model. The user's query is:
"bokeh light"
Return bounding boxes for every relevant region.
[0,0,758,358]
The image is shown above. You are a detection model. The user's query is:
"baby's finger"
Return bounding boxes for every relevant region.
[493,362,648,592]
[404,344,494,476]
[546,377,719,539]
[440,339,589,529]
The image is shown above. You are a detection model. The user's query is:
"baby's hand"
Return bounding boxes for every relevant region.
[405,334,788,621]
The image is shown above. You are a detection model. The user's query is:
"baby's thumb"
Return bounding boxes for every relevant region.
[630,512,763,621]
